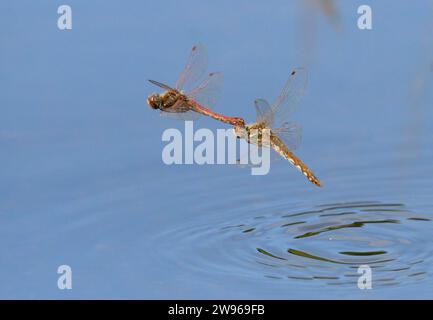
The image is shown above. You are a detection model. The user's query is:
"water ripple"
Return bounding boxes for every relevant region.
[152,201,432,288]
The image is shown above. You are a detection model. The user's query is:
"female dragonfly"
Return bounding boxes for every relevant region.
[147,43,245,126]
[233,68,322,187]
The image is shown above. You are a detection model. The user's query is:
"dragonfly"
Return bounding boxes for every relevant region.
[147,43,245,126]
[233,68,322,187]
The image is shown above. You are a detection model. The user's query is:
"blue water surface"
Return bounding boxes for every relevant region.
[1,0,433,299]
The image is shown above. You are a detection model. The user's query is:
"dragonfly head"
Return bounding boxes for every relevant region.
[147,93,163,110]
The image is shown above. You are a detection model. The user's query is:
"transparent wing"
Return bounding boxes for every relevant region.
[186,72,223,109]
[236,146,283,168]
[148,79,174,91]
[271,68,308,127]
[175,43,208,93]
[159,100,200,120]
[160,110,200,121]
[273,122,302,150]
[254,98,274,126]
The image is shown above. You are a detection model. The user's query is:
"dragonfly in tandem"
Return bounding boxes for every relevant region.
[147,43,245,126]
[233,68,322,187]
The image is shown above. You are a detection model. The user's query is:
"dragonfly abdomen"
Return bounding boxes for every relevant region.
[188,99,244,126]
[271,136,322,187]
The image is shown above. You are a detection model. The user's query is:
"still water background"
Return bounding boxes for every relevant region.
[1,0,433,299]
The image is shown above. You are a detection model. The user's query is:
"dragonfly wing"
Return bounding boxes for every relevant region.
[148,79,174,91]
[186,72,223,109]
[271,68,308,127]
[159,100,200,120]
[160,110,200,121]
[273,122,302,151]
[175,43,208,93]
[254,98,274,126]
[236,144,282,168]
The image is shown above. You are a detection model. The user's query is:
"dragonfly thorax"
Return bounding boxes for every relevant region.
[233,122,273,147]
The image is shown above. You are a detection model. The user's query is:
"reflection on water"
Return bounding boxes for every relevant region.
[308,0,339,25]
[296,0,340,65]
[154,201,431,288]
